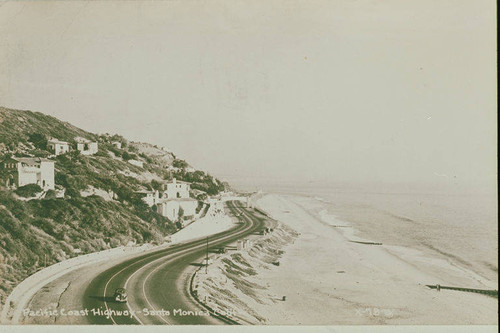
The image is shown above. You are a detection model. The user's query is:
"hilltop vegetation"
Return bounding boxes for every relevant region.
[0,106,228,305]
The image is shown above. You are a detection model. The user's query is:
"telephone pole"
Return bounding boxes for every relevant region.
[205,236,209,274]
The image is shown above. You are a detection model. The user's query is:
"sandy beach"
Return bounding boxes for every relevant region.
[199,193,497,325]
[261,194,497,324]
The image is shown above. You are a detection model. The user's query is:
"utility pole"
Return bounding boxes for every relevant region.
[205,236,209,274]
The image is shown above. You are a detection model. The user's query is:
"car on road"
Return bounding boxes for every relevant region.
[113,288,128,303]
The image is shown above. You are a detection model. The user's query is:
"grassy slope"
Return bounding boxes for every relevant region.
[0,106,226,305]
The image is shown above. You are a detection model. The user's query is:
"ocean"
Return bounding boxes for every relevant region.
[230,179,498,284]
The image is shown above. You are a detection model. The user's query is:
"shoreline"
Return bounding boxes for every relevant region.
[285,193,497,290]
[249,193,497,325]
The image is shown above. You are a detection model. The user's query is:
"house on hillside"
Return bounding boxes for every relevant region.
[164,178,190,198]
[156,198,197,222]
[136,179,198,221]
[136,189,160,207]
[47,138,70,155]
[155,178,197,221]
[75,137,98,155]
[1,157,55,190]
[112,141,122,149]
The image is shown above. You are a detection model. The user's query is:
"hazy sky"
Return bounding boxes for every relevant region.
[0,1,496,188]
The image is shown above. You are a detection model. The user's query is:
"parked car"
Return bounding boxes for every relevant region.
[113,288,128,303]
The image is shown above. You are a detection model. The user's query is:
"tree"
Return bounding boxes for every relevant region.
[178,206,184,221]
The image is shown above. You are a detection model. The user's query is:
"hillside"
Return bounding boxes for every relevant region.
[0,106,228,305]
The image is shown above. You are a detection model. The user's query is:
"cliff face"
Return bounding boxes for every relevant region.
[0,106,227,305]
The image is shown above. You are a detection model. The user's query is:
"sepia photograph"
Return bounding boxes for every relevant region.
[0,0,497,332]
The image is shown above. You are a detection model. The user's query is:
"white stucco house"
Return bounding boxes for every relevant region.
[136,179,198,221]
[75,137,98,155]
[136,190,160,207]
[1,157,55,190]
[155,178,197,221]
[47,138,70,155]
[112,141,122,149]
[156,198,198,222]
[164,178,190,198]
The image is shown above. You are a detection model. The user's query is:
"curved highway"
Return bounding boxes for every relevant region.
[81,200,265,325]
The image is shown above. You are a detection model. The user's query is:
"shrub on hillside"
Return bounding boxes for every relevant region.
[121,151,137,161]
[94,150,108,158]
[150,179,163,191]
[44,189,56,199]
[139,153,153,164]
[172,159,188,169]
[28,132,47,150]
[107,146,122,157]
[32,218,56,236]
[31,149,51,158]
[15,184,43,197]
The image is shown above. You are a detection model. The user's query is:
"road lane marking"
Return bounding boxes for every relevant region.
[141,202,257,325]
[142,259,174,324]
[131,206,254,324]
[101,202,255,325]
[103,263,133,324]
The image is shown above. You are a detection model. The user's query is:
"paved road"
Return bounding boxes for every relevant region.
[81,200,266,325]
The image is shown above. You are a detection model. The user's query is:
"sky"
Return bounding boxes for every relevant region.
[0,0,496,190]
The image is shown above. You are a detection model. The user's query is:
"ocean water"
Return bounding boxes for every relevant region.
[232,179,498,284]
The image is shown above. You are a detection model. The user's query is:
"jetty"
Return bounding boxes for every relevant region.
[426,285,498,298]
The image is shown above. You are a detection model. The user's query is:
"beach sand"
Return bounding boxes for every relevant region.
[249,194,497,325]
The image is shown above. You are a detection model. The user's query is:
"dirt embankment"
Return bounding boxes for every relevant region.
[192,223,299,324]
